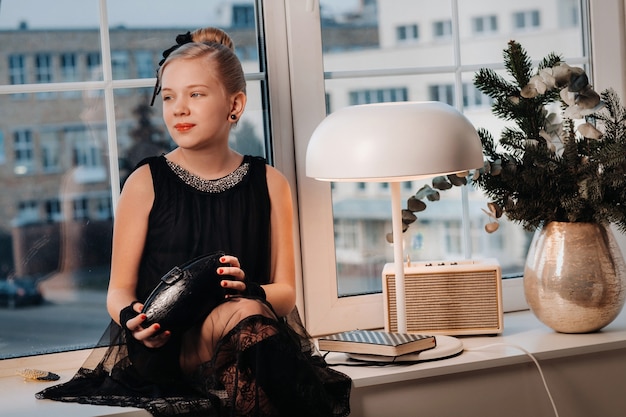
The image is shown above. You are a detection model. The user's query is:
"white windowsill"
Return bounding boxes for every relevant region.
[2,307,626,417]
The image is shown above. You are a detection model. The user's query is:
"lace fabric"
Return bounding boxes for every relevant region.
[36,307,351,417]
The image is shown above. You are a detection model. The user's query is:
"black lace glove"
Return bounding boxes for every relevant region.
[243,282,266,300]
[119,300,140,331]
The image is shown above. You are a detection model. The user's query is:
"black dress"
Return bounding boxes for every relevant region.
[36,155,351,417]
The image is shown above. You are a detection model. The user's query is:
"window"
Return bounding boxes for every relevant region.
[232,4,255,28]
[0,131,5,164]
[8,54,26,99]
[135,50,154,79]
[60,52,80,98]
[433,19,452,39]
[472,15,498,34]
[0,0,619,359]
[349,87,408,105]
[86,51,101,80]
[0,0,271,359]
[13,130,34,175]
[428,84,454,106]
[396,24,418,43]
[35,53,54,99]
[462,83,492,109]
[290,0,593,336]
[45,199,63,223]
[40,131,61,172]
[513,10,541,30]
[16,200,39,226]
[73,198,89,220]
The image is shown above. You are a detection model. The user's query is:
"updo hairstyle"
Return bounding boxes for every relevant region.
[159,27,246,96]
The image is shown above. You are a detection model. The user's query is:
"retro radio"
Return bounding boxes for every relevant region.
[382,258,503,335]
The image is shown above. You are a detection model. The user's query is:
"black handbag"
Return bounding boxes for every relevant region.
[141,251,232,334]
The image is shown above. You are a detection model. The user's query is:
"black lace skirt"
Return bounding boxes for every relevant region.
[36,303,351,417]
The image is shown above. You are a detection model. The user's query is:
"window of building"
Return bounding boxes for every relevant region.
[8,54,27,99]
[232,4,256,28]
[13,129,34,175]
[73,197,89,220]
[35,53,54,99]
[472,15,498,34]
[16,200,39,226]
[45,199,63,223]
[433,19,452,39]
[95,195,112,221]
[428,83,454,106]
[396,24,419,43]
[462,83,492,108]
[513,10,541,30]
[135,50,154,79]
[85,51,102,80]
[60,52,80,98]
[40,131,61,173]
[0,131,5,164]
[349,87,408,105]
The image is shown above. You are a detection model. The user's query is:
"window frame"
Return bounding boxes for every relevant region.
[0,0,624,358]
[284,0,626,336]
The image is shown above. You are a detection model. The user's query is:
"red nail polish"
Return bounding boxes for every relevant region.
[220,257,226,263]
[218,268,224,274]
[140,314,147,320]
[153,323,160,330]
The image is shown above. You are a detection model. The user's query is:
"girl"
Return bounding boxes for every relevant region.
[37,27,351,417]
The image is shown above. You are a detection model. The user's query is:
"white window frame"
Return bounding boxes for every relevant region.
[282,0,626,336]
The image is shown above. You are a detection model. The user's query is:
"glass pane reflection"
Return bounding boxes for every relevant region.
[0,91,112,357]
[320,0,585,297]
[0,0,266,358]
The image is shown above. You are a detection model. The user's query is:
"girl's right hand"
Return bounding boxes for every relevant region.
[124,302,172,348]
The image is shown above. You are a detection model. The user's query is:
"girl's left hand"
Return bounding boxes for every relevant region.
[217,255,246,294]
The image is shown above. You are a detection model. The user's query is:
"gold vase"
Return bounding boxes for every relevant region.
[524,221,626,333]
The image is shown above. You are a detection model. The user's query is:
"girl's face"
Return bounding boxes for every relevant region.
[160,57,234,150]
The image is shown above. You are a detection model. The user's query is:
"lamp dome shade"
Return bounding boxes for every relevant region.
[306,101,484,182]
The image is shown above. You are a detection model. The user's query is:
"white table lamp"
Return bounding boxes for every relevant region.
[306,101,483,333]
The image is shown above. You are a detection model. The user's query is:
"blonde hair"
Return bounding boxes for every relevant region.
[158,27,246,96]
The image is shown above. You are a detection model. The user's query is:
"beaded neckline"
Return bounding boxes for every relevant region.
[165,158,250,193]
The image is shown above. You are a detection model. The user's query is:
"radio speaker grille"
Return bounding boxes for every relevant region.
[383,259,503,335]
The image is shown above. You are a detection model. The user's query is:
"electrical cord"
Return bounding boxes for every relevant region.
[466,343,559,417]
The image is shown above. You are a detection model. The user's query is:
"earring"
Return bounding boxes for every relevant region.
[230,114,237,120]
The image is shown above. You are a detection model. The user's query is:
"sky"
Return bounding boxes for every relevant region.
[0,0,223,29]
[0,0,358,30]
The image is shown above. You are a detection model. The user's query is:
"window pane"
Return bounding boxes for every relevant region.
[0,0,268,359]
[0,92,112,357]
[320,0,589,297]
